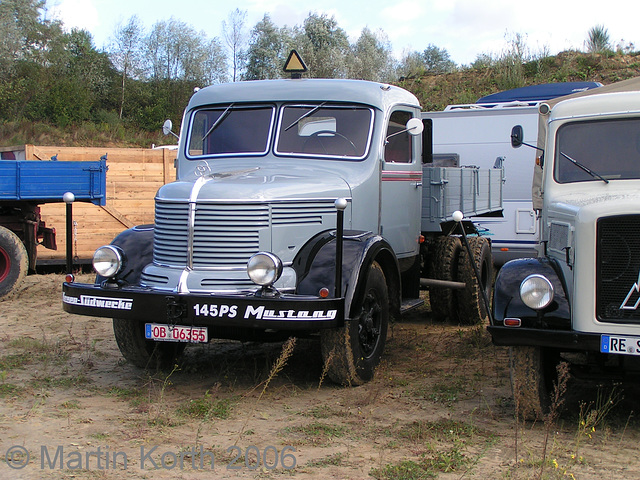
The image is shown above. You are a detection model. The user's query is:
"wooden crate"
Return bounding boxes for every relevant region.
[5,145,176,263]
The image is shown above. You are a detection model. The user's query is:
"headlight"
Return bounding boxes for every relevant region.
[520,274,554,310]
[93,246,124,278]
[247,252,283,286]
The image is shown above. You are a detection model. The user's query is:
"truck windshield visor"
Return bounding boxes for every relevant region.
[275,104,373,160]
[187,105,275,158]
[555,117,640,183]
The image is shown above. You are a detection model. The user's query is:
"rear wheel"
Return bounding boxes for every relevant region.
[456,236,492,324]
[429,236,462,322]
[113,318,186,370]
[320,261,389,385]
[0,227,28,299]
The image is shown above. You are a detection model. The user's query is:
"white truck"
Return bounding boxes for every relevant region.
[422,82,600,265]
[62,76,502,385]
[489,77,640,419]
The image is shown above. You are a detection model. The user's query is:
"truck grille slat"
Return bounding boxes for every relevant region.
[153,200,336,269]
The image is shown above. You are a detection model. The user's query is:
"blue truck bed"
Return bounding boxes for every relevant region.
[0,159,107,206]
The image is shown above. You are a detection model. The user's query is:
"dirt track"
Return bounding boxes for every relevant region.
[1,273,639,479]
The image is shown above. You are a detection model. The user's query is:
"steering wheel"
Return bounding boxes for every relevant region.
[303,130,358,155]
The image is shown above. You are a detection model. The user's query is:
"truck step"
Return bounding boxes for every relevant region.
[400,298,424,314]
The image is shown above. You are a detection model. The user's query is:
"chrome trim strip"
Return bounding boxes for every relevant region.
[175,174,216,292]
[155,197,352,205]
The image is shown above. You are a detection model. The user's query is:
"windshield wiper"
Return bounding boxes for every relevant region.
[202,103,234,142]
[284,102,327,131]
[560,151,609,184]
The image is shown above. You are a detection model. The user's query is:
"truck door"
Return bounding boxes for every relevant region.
[380,110,422,257]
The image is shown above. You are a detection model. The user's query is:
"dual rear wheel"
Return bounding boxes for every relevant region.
[429,235,492,325]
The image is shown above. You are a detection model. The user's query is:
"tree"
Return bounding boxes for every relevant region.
[586,25,611,53]
[397,50,426,78]
[298,13,349,78]
[32,28,114,125]
[109,15,145,118]
[244,14,284,80]
[144,18,214,83]
[0,0,62,70]
[398,44,456,78]
[347,27,394,82]
[202,37,228,85]
[422,44,456,73]
[222,8,247,82]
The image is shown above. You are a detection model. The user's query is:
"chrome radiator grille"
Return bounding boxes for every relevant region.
[153,200,336,268]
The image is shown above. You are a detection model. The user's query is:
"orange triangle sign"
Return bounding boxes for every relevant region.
[284,50,307,73]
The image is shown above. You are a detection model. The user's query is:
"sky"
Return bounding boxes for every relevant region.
[46,0,640,66]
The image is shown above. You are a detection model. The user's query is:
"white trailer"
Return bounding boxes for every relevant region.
[421,82,601,265]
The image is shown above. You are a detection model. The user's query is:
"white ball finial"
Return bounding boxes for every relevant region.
[452,210,463,223]
[63,192,75,204]
[335,198,348,211]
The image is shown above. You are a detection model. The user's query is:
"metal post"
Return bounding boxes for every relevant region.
[334,198,348,298]
[63,192,75,274]
[453,210,494,324]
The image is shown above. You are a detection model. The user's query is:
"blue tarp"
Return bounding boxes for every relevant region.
[476,81,602,104]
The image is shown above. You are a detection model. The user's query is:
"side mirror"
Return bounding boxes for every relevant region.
[511,125,524,148]
[385,117,424,145]
[162,119,180,139]
[162,119,173,136]
[406,117,424,136]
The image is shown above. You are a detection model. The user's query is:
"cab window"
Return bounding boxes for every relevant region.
[385,111,413,163]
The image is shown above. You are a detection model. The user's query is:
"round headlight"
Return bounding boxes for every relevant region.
[520,274,554,310]
[247,252,283,286]
[93,246,124,278]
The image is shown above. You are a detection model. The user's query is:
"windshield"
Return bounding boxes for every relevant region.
[275,104,373,159]
[554,118,640,183]
[187,105,275,158]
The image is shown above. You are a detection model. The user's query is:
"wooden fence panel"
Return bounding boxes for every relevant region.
[13,145,178,263]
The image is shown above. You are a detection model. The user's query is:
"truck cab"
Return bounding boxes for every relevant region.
[490,90,640,419]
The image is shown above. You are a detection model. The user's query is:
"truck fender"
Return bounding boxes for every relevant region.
[493,257,570,329]
[293,230,401,322]
[97,225,154,285]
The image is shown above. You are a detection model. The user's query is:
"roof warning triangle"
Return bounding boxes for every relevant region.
[284,50,307,78]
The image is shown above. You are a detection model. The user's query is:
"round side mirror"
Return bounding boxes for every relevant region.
[406,117,424,136]
[162,119,173,136]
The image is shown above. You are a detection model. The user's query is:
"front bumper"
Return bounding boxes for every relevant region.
[488,325,601,351]
[63,282,344,331]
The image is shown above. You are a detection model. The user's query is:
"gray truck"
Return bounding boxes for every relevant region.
[489,83,640,419]
[63,78,502,385]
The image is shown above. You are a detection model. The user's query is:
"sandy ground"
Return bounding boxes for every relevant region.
[1,273,640,479]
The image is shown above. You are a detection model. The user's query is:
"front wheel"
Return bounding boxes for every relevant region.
[113,318,186,370]
[510,346,560,421]
[0,226,28,299]
[320,261,389,386]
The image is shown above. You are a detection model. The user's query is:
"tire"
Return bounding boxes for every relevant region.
[320,261,389,386]
[456,236,492,325]
[510,346,559,421]
[429,236,462,322]
[0,226,28,300]
[113,318,186,370]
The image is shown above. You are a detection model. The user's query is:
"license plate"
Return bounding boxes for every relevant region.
[600,334,640,356]
[145,323,208,343]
